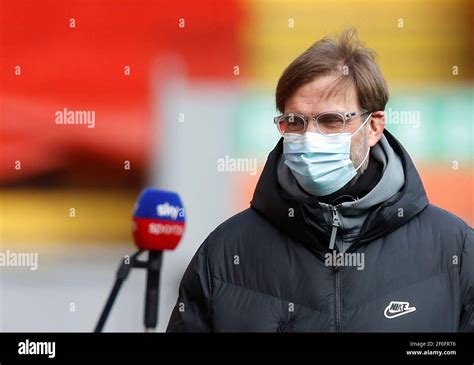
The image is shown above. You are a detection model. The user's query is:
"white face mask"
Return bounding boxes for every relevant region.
[283,113,372,196]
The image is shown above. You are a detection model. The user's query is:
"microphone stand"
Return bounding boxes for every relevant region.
[94,249,163,332]
[144,251,163,331]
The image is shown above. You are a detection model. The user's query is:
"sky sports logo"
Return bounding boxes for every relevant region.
[148,222,184,236]
[156,202,185,220]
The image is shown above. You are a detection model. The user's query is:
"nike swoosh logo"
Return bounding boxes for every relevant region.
[384,301,416,319]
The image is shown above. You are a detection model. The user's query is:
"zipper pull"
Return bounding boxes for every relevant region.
[329,206,340,250]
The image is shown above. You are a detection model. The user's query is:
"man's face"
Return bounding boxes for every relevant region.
[283,74,370,179]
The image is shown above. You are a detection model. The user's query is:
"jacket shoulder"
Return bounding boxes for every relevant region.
[199,207,284,258]
[421,204,469,229]
[416,204,471,247]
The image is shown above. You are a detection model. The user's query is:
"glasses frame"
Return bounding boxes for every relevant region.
[274,110,369,135]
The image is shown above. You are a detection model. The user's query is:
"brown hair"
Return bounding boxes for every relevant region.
[275,29,389,114]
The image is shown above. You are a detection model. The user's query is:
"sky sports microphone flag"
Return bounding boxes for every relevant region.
[132,188,185,251]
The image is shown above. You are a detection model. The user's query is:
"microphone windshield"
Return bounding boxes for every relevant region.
[132,188,185,251]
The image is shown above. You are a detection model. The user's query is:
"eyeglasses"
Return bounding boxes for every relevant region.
[274,110,369,135]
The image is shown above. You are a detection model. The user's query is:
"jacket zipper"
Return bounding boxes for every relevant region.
[334,266,342,332]
[328,205,343,332]
[329,205,340,250]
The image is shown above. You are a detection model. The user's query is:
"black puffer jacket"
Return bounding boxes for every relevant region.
[167,131,474,332]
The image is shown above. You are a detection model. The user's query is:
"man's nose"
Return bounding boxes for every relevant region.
[305,118,318,133]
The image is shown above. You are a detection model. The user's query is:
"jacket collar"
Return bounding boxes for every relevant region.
[250,130,429,257]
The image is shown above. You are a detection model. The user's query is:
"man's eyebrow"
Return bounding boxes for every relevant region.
[285,109,343,116]
[284,110,308,116]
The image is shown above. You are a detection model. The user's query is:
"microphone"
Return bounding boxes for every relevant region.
[132,189,185,331]
[94,188,185,332]
[132,188,185,251]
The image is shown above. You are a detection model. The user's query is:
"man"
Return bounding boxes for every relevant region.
[167,29,473,332]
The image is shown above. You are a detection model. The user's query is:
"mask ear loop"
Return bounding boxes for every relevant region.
[352,112,372,172]
[351,112,372,137]
[354,146,370,172]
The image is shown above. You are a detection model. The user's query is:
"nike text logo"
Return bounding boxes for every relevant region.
[384,301,416,319]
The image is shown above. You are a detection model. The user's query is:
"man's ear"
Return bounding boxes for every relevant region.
[367,111,385,147]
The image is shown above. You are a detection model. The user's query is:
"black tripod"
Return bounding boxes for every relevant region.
[94,249,163,332]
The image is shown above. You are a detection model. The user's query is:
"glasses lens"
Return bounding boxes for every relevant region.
[316,113,345,134]
[278,114,306,134]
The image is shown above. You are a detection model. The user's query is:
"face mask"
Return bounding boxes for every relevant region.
[283,113,371,197]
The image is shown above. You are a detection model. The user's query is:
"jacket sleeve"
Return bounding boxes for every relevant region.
[459,226,474,332]
[166,241,213,332]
